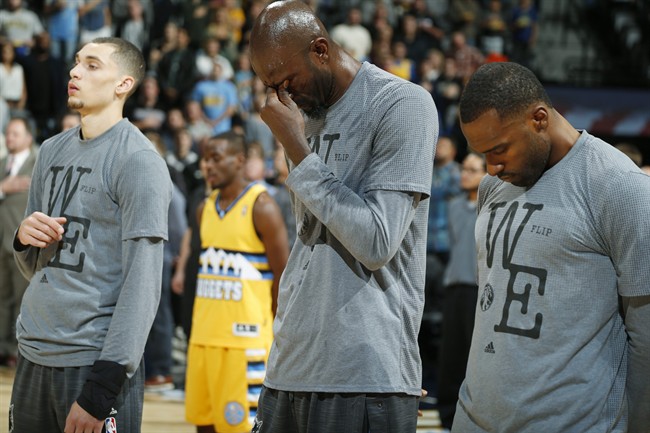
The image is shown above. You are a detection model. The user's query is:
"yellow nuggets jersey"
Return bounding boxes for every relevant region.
[192,182,273,349]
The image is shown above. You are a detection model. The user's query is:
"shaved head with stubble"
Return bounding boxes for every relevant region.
[249,0,359,120]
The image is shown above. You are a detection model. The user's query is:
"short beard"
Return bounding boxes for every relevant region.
[67,98,84,110]
[304,104,327,120]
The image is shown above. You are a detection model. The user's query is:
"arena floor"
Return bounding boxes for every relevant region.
[0,366,445,432]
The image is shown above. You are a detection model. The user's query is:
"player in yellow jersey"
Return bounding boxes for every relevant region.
[185,131,290,433]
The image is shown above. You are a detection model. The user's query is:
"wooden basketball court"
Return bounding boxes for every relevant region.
[0,366,445,432]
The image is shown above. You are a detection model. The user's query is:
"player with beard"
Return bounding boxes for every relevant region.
[9,37,172,433]
[453,62,650,432]
[248,1,438,432]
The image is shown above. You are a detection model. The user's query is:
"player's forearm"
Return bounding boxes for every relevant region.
[100,237,164,377]
[286,154,418,271]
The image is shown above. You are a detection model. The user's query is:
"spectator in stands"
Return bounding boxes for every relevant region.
[0,0,45,57]
[240,0,267,49]
[369,35,393,71]
[204,5,239,62]
[425,135,462,330]
[245,92,276,165]
[145,130,187,196]
[160,106,188,152]
[432,56,463,134]
[223,0,247,49]
[184,99,213,149]
[411,0,447,52]
[330,6,373,62]
[244,141,274,188]
[394,13,439,67]
[127,75,167,133]
[0,41,27,115]
[157,26,196,109]
[387,40,416,81]
[167,127,202,196]
[148,0,175,47]
[180,0,210,50]
[111,0,151,40]
[234,50,255,118]
[148,20,178,72]
[195,36,234,81]
[191,62,238,137]
[419,48,446,94]
[436,152,486,430]
[367,0,395,50]
[120,0,149,53]
[78,0,112,46]
[43,0,80,66]
[20,32,67,143]
[447,30,485,84]
[509,0,538,69]
[479,0,510,60]
[0,117,37,369]
[448,0,482,45]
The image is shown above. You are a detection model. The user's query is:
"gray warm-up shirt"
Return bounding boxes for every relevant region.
[264,62,438,396]
[14,119,172,376]
[453,131,650,432]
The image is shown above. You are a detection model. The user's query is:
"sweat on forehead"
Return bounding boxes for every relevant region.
[251,0,324,51]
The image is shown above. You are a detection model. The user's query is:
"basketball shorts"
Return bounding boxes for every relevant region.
[185,344,268,432]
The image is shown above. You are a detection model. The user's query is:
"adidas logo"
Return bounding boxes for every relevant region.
[484,342,495,354]
[40,274,48,284]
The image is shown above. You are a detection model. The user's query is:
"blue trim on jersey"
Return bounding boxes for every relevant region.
[248,384,263,393]
[259,271,273,280]
[247,361,266,372]
[215,181,259,218]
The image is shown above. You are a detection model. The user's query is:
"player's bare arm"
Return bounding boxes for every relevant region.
[253,191,290,316]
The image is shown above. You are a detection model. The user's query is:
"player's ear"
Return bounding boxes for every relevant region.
[116,76,135,97]
[531,106,549,132]
[312,37,329,64]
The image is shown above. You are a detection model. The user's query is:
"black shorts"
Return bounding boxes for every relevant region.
[9,354,144,433]
[253,386,419,433]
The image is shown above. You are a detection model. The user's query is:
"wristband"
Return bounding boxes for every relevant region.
[76,360,127,420]
[13,231,29,252]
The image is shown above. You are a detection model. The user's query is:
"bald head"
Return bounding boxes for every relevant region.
[249,0,360,118]
[250,1,328,58]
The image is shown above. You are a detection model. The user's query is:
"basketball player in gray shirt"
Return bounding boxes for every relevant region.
[454,62,650,432]
[249,2,437,432]
[10,38,172,433]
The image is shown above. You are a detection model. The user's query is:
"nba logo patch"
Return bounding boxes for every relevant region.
[105,417,118,433]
